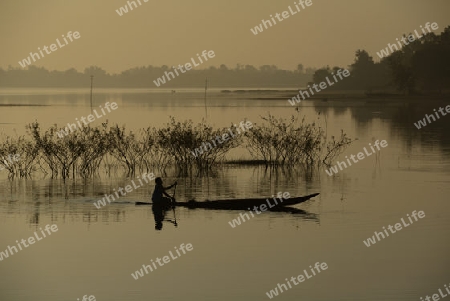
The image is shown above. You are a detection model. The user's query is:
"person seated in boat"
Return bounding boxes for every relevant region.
[152,177,177,206]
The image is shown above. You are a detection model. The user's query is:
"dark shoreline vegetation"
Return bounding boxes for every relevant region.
[2,27,448,95]
[0,115,352,179]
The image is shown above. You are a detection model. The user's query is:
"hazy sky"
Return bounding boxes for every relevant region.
[1,0,449,73]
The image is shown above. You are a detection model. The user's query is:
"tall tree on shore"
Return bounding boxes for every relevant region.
[313,66,332,84]
[349,50,377,90]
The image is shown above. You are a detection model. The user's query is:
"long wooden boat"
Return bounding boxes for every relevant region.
[136,193,319,210]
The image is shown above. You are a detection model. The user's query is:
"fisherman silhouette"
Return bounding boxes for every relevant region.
[152,177,177,206]
[151,177,177,230]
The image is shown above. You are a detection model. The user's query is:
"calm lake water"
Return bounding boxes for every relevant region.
[0,88,449,301]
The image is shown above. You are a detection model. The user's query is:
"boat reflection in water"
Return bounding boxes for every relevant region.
[151,202,178,230]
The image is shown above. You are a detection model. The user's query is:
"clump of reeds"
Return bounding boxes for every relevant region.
[0,134,38,178]
[244,113,352,166]
[156,117,242,169]
[0,115,352,179]
[26,121,110,179]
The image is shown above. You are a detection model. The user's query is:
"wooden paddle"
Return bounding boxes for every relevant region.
[171,182,178,226]
[171,181,177,204]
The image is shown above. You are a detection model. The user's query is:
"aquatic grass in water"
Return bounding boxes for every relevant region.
[0,115,352,179]
[245,114,353,166]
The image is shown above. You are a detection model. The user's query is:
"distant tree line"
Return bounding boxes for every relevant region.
[311,26,450,94]
[3,26,448,93]
[0,64,315,88]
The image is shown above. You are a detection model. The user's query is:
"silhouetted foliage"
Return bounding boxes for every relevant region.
[0,64,313,88]
[0,115,352,178]
[310,26,450,94]
[245,113,353,166]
